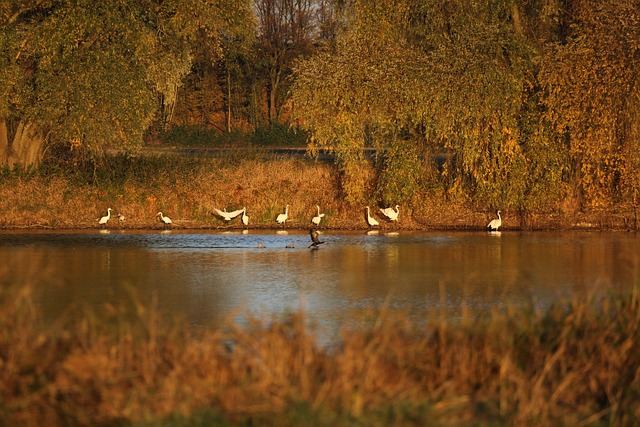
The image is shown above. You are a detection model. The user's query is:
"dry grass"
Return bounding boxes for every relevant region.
[0,154,635,231]
[0,155,525,232]
[1,281,639,426]
[0,156,366,230]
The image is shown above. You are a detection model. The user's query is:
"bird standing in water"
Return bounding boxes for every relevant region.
[157,211,172,228]
[311,205,325,226]
[241,207,249,227]
[276,205,289,228]
[308,228,325,249]
[365,206,379,227]
[98,208,112,227]
[487,210,502,231]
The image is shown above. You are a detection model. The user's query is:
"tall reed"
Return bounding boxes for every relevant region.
[1,280,639,426]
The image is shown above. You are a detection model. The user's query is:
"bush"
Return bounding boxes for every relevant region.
[157,125,250,147]
[251,123,308,147]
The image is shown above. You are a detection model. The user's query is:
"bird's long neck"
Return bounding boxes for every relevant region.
[498,211,501,220]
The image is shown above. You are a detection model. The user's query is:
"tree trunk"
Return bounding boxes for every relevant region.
[269,65,281,124]
[227,66,232,133]
[0,118,45,169]
[0,117,8,160]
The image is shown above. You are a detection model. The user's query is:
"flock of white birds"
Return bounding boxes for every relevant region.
[97,205,503,231]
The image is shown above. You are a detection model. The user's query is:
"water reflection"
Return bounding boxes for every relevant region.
[1,230,638,331]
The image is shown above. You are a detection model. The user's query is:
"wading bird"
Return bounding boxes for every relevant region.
[311,205,325,226]
[365,206,379,227]
[98,208,112,227]
[241,207,249,227]
[117,213,125,222]
[380,205,400,221]
[213,207,244,221]
[276,205,289,227]
[487,210,502,231]
[157,211,172,228]
[308,228,325,249]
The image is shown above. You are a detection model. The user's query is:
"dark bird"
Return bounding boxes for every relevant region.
[308,228,325,249]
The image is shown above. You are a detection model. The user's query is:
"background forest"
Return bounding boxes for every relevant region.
[1,0,639,223]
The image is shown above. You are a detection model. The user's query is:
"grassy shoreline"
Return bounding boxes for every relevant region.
[0,154,636,232]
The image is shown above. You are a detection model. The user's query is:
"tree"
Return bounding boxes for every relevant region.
[0,0,253,168]
[293,0,549,208]
[255,0,318,124]
[540,0,640,208]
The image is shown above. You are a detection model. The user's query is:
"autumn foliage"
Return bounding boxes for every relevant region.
[293,0,640,214]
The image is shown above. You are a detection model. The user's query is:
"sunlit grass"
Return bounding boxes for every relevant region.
[0,153,488,230]
[0,155,354,230]
[1,281,639,426]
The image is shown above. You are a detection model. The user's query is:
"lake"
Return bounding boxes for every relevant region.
[2,229,638,336]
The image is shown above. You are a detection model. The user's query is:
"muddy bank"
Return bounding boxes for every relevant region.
[2,205,635,232]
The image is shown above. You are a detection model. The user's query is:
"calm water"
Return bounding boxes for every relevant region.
[1,229,639,333]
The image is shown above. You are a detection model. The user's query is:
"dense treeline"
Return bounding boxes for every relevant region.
[1,0,639,217]
[293,0,640,214]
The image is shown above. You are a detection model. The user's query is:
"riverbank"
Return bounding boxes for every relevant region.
[0,154,636,231]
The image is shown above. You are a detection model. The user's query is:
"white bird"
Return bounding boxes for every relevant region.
[98,208,112,227]
[487,210,502,231]
[276,205,289,227]
[117,213,125,222]
[308,228,325,249]
[157,211,172,227]
[213,207,244,221]
[380,205,400,221]
[366,206,379,227]
[311,205,325,226]
[241,207,249,227]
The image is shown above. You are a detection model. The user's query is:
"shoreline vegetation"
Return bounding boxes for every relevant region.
[1,281,639,426]
[0,153,637,232]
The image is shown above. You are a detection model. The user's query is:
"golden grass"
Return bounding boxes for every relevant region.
[1,282,639,426]
[0,155,485,231]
